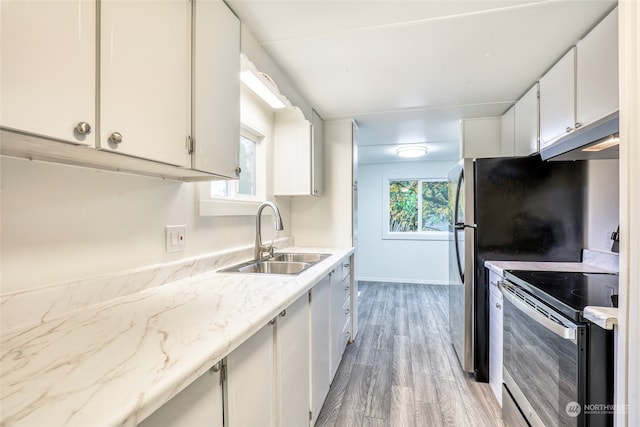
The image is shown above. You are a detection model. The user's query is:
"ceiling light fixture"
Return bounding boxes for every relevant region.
[241,69,287,109]
[396,145,428,158]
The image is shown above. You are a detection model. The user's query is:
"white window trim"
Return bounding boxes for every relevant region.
[382,175,449,241]
[198,124,267,217]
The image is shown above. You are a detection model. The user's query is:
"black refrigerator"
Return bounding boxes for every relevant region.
[447,155,585,381]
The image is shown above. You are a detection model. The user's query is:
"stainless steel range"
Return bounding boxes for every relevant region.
[501,270,617,427]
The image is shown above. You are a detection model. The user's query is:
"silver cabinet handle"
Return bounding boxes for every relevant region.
[343,263,350,268]
[575,122,583,129]
[496,302,501,309]
[345,308,350,315]
[75,121,92,135]
[566,126,573,133]
[279,309,286,317]
[211,361,222,372]
[235,167,242,177]
[109,132,123,144]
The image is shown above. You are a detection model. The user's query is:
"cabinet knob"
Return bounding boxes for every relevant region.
[279,309,286,317]
[565,126,573,133]
[75,121,92,135]
[496,302,501,309]
[235,167,242,177]
[109,132,123,145]
[575,122,583,129]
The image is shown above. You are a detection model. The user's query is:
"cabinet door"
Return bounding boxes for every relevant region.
[0,0,95,146]
[226,323,276,427]
[329,270,349,381]
[100,0,191,167]
[138,368,223,427]
[576,7,618,128]
[539,48,576,149]
[514,83,539,156]
[274,108,313,196]
[488,271,503,406]
[277,295,310,427]
[501,106,515,156]
[192,0,240,177]
[311,110,324,196]
[310,276,331,425]
[460,117,502,158]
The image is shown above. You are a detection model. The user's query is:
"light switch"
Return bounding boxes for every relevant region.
[166,225,186,253]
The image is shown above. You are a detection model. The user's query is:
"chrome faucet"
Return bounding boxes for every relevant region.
[254,201,284,260]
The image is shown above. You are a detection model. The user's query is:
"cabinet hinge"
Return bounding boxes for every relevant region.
[187,135,194,154]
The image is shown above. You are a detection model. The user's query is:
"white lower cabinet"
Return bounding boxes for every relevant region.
[277,295,310,427]
[330,269,350,381]
[139,257,353,426]
[488,270,504,406]
[226,321,276,427]
[138,368,223,427]
[226,293,309,427]
[310,275,331,426]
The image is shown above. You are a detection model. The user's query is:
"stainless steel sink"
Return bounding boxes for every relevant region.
[219,252,330,275]
[271,252,330,263]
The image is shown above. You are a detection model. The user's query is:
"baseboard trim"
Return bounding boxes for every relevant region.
[355,276,449,285]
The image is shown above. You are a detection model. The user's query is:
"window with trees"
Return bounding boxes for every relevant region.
[383,178,449,239]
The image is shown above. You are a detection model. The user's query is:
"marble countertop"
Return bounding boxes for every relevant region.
[0,247,354,427]
[583,306,619,330]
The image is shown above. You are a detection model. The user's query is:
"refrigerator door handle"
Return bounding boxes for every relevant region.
[455,223,477,230]
[453,168,465,283]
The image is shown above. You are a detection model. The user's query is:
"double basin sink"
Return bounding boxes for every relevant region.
[220,252,331,275]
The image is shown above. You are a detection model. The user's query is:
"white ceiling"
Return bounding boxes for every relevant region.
[226,0,616,163]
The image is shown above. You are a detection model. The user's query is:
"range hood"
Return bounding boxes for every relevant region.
[540,112,619,161]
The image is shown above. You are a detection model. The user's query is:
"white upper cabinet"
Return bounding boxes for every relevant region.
[460,117,503,159]
[576,7,619,128]
[274,107,317,196]
[539,47,576,149]
[192,0,240,178]
[0,0,96,146]
[311,109,324,196]
[540,8,618,151]
[99,0,191,167]
[500,106,515,157]
[514,83,539,156]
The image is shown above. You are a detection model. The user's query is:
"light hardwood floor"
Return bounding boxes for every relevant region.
[316,282,504,427]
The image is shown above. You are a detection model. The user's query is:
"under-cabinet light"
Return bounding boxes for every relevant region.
[581,135,620,152]
[241,69,287,110]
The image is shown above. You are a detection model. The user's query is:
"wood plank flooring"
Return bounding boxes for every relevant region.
[316,282,504,427]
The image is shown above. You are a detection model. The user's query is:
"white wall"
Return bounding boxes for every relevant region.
[585,159,620,253]
[0,85,293,295]
[291,119,354,248]
[356,160,457,284]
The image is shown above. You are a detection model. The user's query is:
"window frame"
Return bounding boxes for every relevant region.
[199,124,267,217]
[382,175,449,241]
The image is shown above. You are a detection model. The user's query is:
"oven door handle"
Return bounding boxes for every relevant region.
[499,281,577,341]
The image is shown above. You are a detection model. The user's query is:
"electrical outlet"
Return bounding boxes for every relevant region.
[166,225,186,253]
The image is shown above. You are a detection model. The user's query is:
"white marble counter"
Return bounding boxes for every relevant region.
[484,260,615,276]
[0,247,354,427]
[584,306,619,330]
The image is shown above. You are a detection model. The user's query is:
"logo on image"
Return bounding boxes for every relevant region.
[566,401,582,417]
